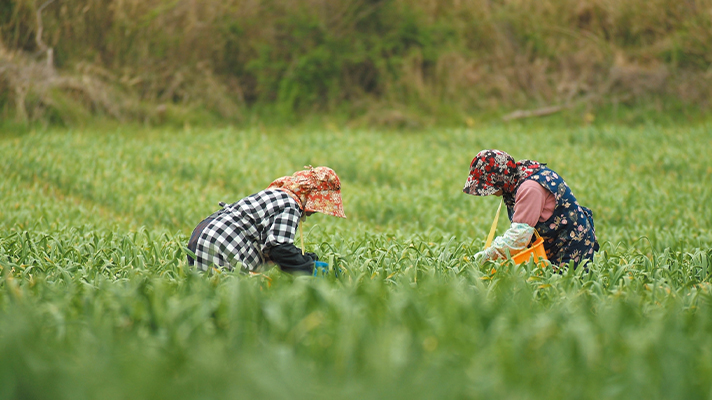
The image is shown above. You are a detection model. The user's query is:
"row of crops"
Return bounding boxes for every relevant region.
[1,123,712,398]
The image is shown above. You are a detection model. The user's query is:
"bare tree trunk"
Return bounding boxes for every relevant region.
[15,85,28,123]
[35,0,57,68]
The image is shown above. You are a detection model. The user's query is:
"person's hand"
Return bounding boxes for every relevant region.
[473,250,488,265]
[313,261,329,277]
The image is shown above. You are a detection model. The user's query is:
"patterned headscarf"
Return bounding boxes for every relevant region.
[267,166,346,218]
[463,149,542,208]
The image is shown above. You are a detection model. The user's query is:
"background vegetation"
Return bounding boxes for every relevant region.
[1,123,711,398]
[2,0,712,128]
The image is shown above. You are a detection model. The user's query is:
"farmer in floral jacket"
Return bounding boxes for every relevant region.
[187,166,346,274]
[463,149,599,267]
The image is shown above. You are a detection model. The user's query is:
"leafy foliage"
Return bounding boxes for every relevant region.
[1,123,712,398]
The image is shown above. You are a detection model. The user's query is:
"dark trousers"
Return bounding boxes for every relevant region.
[187,215,218,266]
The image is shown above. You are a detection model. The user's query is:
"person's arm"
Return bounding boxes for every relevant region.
[266,244,317,274]
[475,182,547,263]
[263,205,317,274]
[511,180,548,226]
[475,222,535,262]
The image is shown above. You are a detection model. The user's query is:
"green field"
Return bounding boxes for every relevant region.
[1,123,712,399]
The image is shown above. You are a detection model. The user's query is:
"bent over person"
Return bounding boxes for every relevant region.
[463,150,599,267]
[187,166,346,274]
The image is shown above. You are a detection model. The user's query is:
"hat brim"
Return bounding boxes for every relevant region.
[463,179,499,196]
[305,190,346,218]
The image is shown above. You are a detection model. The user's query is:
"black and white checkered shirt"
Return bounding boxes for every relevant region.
[194,189,303,272]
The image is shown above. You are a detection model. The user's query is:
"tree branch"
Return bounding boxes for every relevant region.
[501,93,599,122]
[501,105,567,121]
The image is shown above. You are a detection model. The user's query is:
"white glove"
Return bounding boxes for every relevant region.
[473,248,496,264]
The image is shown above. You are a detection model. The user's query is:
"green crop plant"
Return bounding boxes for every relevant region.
[1,122,711,399]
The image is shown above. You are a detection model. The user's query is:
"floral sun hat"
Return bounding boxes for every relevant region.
[463,149,542,206]
[268,166,346,218]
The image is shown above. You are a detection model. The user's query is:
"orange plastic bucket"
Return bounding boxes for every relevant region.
[511,231,549,266]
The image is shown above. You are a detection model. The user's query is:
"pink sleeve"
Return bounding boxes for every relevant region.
[512,180,548,227]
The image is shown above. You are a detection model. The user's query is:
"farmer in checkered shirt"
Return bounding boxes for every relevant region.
[187,166,346,274]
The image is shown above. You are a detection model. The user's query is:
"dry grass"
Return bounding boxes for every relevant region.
[0,43,123,125]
